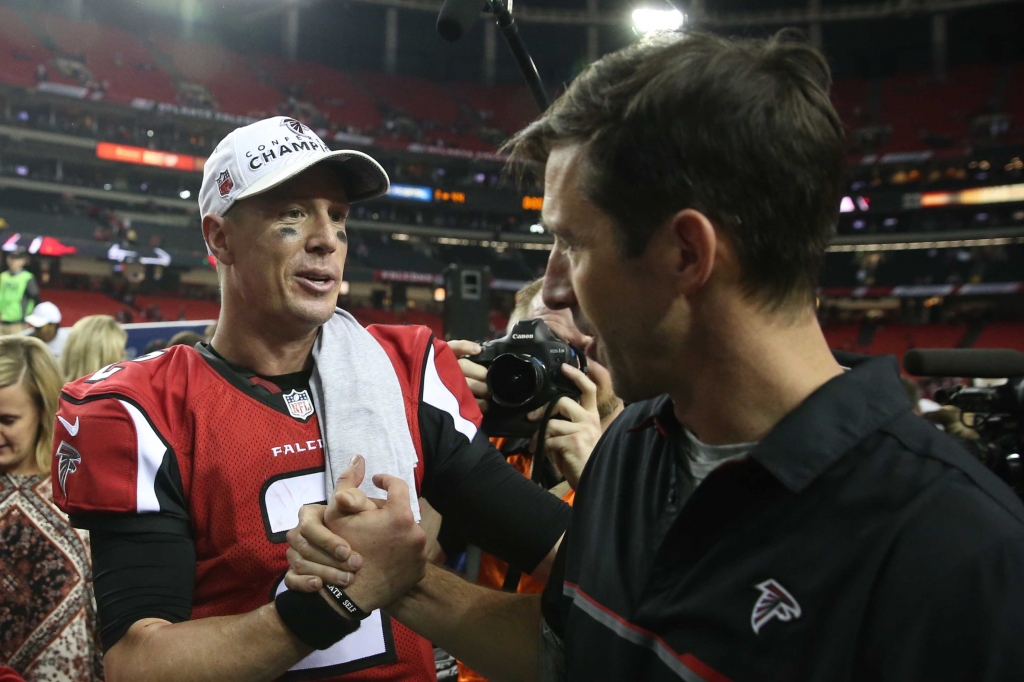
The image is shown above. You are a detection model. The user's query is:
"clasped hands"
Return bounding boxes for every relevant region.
[284,454,426,617]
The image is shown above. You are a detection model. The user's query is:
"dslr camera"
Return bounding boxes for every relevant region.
[468,319,588,437]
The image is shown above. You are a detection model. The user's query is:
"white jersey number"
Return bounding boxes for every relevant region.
[261,468,397,677]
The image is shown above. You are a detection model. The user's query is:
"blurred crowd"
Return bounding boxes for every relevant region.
[0,246,217,681]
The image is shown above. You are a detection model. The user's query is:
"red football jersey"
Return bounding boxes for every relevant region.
[53,326,481,681]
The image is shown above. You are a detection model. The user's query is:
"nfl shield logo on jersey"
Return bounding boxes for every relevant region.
[283,389,314,421]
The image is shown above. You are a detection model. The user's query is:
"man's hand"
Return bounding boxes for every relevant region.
[285,455,427,614]
[448,340,489,413]
[528,364,601,490]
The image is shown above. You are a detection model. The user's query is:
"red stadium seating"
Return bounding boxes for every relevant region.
[830,78,870,131]
[0,7,52,88]
[255,54,383,131]
[824,322,1024,359]
[41,289,133,326]
[822,324,860,352]
[132,295,221,321]
[973,322,1024,351]
[1005,63,1024,142]
[0,9,1018,155]
[877,66,995,153]
[824,322,967,357]
[346,307,443,336]
[868,323,967,358]
[356,71,461,126]
[35,12,177,104]
[455,82,539,136]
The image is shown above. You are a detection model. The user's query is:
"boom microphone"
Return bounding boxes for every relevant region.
[903,349,1024,378]
[437,0,484,42]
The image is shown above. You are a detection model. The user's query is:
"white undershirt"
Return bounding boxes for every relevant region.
[684,429,756,486]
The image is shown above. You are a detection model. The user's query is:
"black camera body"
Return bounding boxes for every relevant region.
[936,378,1024,496]
[468,319,588,437]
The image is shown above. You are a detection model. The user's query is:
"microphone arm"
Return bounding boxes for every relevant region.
[486,0,550,111]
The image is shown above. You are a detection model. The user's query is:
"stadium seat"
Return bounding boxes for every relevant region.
[830,78,870,131]
[132,295,221,321]
[0,7,53,88]
[454,82,541,136]
[822,324,861,352]
[41,289,133,326]
[878,66,996,153]
[35,12,178,104]
[973,322,1024,352]
[356,71,461,127]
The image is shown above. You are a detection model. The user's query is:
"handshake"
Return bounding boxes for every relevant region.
[283,328,612,620]
[284,454,427,617]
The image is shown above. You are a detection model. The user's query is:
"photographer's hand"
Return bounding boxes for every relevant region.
[528,364,601,490]
[447,339,490,413]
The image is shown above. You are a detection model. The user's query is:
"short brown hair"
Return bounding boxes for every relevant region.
[509,277,545,328]
[505,31,846,310]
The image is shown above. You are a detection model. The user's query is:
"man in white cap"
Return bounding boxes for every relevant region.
[21,300,62,356]
[50,116,569,681]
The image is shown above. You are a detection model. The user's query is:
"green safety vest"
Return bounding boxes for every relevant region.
[0,270,36,323]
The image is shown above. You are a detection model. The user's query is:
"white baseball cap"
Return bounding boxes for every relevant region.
[198,116,390,219]
[25,301,61,328]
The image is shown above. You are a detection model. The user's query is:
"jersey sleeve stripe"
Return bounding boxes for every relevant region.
[119,399,169,514]
[423,345,478,442]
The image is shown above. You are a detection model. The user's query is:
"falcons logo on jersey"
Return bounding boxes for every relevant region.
[56,440,82,496]
[751,579,801,634]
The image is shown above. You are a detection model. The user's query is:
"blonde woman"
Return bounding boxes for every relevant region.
[0,336,103,681]
[61,315,127,382]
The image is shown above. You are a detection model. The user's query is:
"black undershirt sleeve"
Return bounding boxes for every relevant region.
[83,517,196,652]
[419,401,571,574]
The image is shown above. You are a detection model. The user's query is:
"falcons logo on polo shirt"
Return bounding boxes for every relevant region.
[751,579,802,634]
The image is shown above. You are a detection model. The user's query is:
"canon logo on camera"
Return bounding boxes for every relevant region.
[512,333,534,340]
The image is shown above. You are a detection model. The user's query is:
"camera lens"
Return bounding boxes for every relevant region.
[487,353,545,407]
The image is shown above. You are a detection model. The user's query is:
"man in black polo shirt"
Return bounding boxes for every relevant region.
[284,31,1024,680]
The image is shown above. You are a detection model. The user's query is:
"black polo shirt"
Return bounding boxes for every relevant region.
[541,354,1024,681]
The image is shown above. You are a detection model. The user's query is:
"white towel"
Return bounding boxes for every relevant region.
[309,308,421,521]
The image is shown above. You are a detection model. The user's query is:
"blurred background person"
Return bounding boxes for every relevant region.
[166,330,204,348]
[60,315,126,382]
[20,302,63,358]
[0,336,103,682]
[0,250,38,336]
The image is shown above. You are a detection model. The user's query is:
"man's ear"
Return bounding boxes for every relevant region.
[202,214,234,267]
[667,208,717,297]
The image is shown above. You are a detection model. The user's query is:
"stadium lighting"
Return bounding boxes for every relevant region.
[179,190,191,199]
[632,8,684,34]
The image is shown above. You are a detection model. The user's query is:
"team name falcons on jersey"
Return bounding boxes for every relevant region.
[271,439,323,458]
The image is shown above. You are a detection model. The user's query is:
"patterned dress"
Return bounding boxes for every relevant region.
[0,474,103,682]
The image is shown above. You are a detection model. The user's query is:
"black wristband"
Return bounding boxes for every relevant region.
[275,589,361,650]
[323,583,373,621]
